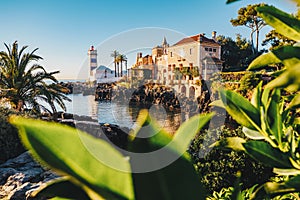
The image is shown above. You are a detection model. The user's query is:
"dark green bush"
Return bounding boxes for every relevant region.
[238,72,262,96]
[0,108,26,163]
[188,126,274,193]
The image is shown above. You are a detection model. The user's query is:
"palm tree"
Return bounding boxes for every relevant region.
[0,41,70,113]
[124,56,128,76]
[116,56,120,77]
[110,50,119,77]
[117,54,127,77]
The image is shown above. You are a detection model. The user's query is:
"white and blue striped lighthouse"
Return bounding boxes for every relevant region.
[88,45,97,81]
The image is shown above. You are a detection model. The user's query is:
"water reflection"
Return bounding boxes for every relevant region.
[66,94,183,134]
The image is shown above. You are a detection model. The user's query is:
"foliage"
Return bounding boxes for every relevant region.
[206,184,258,200]
[226,0,240,4]
[0,41,70,114]
[174,68,183,80]
[116,54,127,77]
[238,72,262,96]
[211,71,248,82]
[10,110,214,199]
[210,3,300,199]
[207,184,299,200]
[188,126,273,194]
[210,71,264,97]
[212,85,300,199]
[262,30,297,51]
[173,66,199,79]
[111,50,119,77]
[217,34,255,71]
[0,107,26,163]
[230,4,266,53]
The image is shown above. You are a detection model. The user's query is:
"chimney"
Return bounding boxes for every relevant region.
[212,31,217,41]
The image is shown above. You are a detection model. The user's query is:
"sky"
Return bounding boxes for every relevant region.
[0,0,297,80]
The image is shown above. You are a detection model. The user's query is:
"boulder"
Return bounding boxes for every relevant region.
[0,152,58,200]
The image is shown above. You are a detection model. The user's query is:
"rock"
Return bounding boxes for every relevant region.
[0,152,58,200]
[0,119,129,199]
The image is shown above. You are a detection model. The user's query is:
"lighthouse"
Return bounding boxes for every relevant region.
[88,45,97,81]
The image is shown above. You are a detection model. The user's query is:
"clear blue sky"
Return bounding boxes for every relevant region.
[0,0,297,79]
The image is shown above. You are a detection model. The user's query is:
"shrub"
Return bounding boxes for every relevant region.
[188,126,273,193]
[0,108,26,163]
[238,72,262,97]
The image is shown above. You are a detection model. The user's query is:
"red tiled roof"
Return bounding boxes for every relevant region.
[173,34,218,46]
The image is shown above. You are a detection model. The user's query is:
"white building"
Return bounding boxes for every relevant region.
[95,65,115,82]
[87,45,97,82]
[131,32,223,99]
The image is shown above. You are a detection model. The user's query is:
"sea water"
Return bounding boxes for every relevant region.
[64,93,182,133]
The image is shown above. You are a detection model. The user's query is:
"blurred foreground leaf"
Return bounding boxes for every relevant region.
[10,116,134,200]
[257,5,300,41]
[129,110,213,200]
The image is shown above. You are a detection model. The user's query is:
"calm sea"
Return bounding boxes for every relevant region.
[64,94,182,133]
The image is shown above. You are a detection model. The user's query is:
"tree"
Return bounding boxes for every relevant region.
[110,50,119,77]
[123,55,128,77]
[262,30,296,50]
[0,41,70,113]
[231,3,266,53]
[117,54,127,77]
[217,34,254,71]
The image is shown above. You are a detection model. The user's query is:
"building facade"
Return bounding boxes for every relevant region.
[130,32,222,99]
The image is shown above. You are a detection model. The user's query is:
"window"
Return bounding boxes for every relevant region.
[205,47,209,51]
[170,52,173,57]
[179,64,183,71]
[213,48,217,52]
[190,48,192,55]
[209,48,212,52]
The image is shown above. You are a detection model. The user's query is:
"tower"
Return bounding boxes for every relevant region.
[162,36,168,54]
[88,46,97,80]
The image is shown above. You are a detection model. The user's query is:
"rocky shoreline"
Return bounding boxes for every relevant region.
[0,113,129,200]
[0,152,58,200]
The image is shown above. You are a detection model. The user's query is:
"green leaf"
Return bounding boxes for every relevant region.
[261,87,271,110]
[242,127,264,140]
[209,99,225,109]
[219,89,261,130]
[285,174,300,189]
[287,92,300,110]
[266,63,300,92]
[251,175,300,199]
[256,5,300,41]
[171,112,214,156]
[31,178,91,200]
[243,141,293,169]
[252,182,296,199]
[266,89,283,145]
[251,82,262,109]
[230,172,245,200]
[210,137,246,151]
[10,116,134,200]
[273,168,300,176]
[226,0,240,4]
[248,46,300,70]
[129,110,209,200]
[294,117,300,124]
